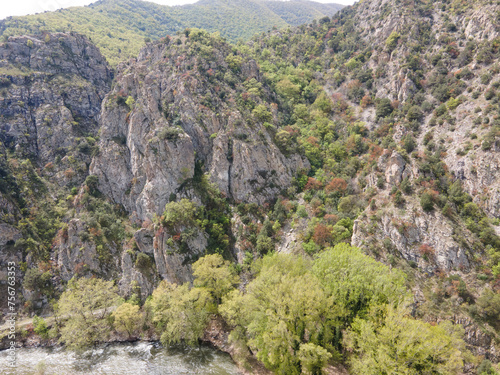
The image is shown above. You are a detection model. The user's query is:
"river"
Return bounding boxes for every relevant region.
[0,341,241,374]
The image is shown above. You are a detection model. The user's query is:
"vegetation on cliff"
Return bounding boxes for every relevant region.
[0,0,342,65]
[2,0,500,373]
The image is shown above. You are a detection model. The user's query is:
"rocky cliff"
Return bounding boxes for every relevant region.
[1,0,500,368]
[90,31,309,220]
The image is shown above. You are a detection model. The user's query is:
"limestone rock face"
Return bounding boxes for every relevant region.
[118,250,156,298]
[0,33,112,185]
[152,226,208,284]
[455,317,498,361]
[352,205,471,272]
[55,219,114,280]
[90,36,309,220]
[378,150,410,186]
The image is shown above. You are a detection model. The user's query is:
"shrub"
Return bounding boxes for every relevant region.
[420,192,434,211]
[135,253,152,273]
[403,134,416,153]
[162,199,197,228]
[33,316,49,339]
[386,32,400,51]
[376,98,393,119]
[125,96,135,110]
[159,127,182,140]
[252,104,272,123]
[407,106,423,122]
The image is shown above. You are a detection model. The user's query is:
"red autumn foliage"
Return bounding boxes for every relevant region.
[325,178,348,194]
[324,214,339,224]
[418,243,435,258]
[312,223,333,246]
[304,177,323,191]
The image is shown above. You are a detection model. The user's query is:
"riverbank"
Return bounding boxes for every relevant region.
[0,314,268,375]
[0,315,349,375]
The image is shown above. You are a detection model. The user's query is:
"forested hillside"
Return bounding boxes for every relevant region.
[1,0,500,373]
[0,0,343,65]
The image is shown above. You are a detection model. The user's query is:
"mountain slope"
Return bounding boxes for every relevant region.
[240,0,500,360]
[1,0,500,371]
[0,0,343,66]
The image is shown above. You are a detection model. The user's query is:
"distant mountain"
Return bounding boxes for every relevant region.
[0,0,343,65]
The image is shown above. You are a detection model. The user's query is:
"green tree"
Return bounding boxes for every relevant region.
[112,302,142,337]
[385,31,400,51]
[376,98,393,119]
[298,343,332,375]
[150,281,211,346]
[312,243,407,324]
[33,315,49,339]
[220,254,336,374]
[252,104,273,123]
[344,305,467,375]
[192,253,240,303]
[420,192,434,211]
[162,199,197,228]
[407,105,423,122]
[57,277,120,350]
[476,289,500,324]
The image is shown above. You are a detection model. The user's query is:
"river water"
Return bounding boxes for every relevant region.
[0,341,241,374]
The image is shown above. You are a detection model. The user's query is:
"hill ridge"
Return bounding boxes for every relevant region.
[0,0,343,65]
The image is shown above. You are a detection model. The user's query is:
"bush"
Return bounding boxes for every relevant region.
[252,104,272,123]
[420,193,434,211]
[376,98,393,119]
[125,96,135,110]
[85,175,100,196]
[434,103,447,117]
[402,134,416,153]
[58,277,120,350]
[485,88,496,101]
[162,199,197,228]
[385,32,400,51]
[159,127,182,140]
[23,268,53,293]
[135,253,152,273]
[407,106,423,122]
[33,315,49,339]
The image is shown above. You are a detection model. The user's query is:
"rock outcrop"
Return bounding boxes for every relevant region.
[90,33,309,220]
[0,32,112,185]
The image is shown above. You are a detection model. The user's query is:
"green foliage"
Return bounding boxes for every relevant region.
[220,245,408,374]
[252,104,272,123]
[85,175,100,197]
[344,305,467,375]
[407,105,423,122]
[420,192,434,211]
[159,127,182,140]
[402,133,416,153]
[135,253,152,274]
[221,253,334,374]
[112,302,142,337]
[0,0,341,66]
[150,280,211,346]
[476,289,500,325]
[33,315,49,339]
[23,268,53,296]
[477,360,498,375]
[313,243,407,323]
[298,343,332,375]
[192,253,239,303]
[385,32,400,51]
[125,96,135,110]
[57,277,120,350]
[376,98,393,119]
[162,199,197,228]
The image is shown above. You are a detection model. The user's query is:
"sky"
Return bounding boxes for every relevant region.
[0,0,355,20]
